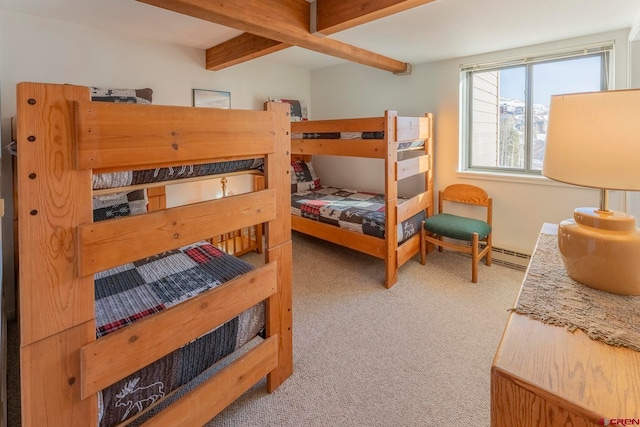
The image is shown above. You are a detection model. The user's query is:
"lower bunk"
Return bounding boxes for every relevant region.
[95,238,264,426]
[291,185,427,288]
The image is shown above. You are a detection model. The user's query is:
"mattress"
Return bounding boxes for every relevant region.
[291,132,424,151]
[92,159,264,190]
[291,186,425,244]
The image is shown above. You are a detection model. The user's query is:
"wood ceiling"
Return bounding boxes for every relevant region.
[137,0,437,74]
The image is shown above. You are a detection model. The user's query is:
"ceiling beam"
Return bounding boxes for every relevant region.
[138,0,412,73]
[314,0,437,35]
[206,33,289,71]
[205,0,436,71]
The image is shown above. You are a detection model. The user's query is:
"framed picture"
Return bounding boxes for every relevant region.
[192,89,231,109]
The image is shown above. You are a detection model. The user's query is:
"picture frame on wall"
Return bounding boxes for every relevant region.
[193,89,231,109]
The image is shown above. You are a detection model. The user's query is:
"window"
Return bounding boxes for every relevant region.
[461,44,612,175]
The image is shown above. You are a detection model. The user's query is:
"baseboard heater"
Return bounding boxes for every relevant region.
[489,246,531,271]
[454,242,531,271]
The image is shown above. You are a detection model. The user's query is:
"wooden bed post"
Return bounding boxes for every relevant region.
[422,112,435,256]
[384,111,399,288]
[424,113,434,219]
[16,83,98,425]
[147,186,167,210]
[264,102,293,391]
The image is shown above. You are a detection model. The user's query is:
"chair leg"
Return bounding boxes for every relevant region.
[420,223,426,265]
[471,232,479,283]
[485,233,492,266]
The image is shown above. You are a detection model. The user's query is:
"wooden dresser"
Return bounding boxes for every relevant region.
[491,223,640,426]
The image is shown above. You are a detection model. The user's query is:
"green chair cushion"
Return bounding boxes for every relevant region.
[423,213,491,241]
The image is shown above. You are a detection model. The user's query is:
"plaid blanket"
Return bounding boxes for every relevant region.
[96,240,263,427]
[93,190,147,222]
[93,188,263,426]
[291,186,424,244]
[95,242,264,426]
[291,132,424,150]
[92,159,264,190]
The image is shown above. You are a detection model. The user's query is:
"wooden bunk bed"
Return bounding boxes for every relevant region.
[15,82,292,426]
[290,111,434,288]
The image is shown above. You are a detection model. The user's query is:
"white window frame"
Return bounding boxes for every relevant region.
[459,42,614,177]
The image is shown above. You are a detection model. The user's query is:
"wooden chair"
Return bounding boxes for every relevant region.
[420,184,492,283]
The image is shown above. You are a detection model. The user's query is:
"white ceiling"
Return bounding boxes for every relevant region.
[2,0,640,71]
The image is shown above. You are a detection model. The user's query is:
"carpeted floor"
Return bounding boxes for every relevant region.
[7,231,524,426]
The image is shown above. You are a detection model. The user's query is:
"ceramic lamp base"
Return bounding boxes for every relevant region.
[558,207,640,295]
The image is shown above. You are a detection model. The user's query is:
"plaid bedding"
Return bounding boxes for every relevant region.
[93,188,263,426]
[291,132,424,151]
[292,132,383,139]
[291,186,425,244]
[96,240,263,427]
[93,189,147,222]
[92,159,264,190]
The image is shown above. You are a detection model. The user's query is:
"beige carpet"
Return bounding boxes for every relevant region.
[7,231,524,427]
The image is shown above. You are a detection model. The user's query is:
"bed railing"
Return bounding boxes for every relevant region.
[291,115,431,159]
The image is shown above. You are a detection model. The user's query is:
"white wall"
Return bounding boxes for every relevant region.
[310,29,631,256]
[0,9,310,317]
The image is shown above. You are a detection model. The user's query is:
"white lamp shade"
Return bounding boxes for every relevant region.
[543,89,640,191]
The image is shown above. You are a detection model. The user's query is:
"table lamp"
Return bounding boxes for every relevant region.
[543,89,640,296]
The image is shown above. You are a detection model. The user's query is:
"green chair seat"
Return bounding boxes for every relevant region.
[423,213,491,241]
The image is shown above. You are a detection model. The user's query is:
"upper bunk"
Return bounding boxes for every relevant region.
[290,111,433,159]
[15,80,292,351]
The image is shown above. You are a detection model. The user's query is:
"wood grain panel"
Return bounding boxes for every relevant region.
[442,184,490,206]
[396,155,431,180]
[384,111,398,288]
[292,117,384,133]
[396,116,431,142]
[266,240,293,392]
[81,264,277,398]
[146,186,167,211]
[397,235,421,266]
[493,314,640,419]
[21,323,97,426]
[292,139,385,158]
[16,83,95,345]
[78,189,276,275]
[491,369,600,427]
[75,101,275,171]
[397,190,432,223]
[264,101,292,248]
[292,216,386,259]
